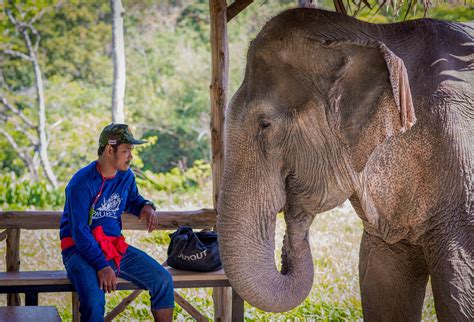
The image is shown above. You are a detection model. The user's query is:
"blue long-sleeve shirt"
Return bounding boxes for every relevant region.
[59,161,148,271]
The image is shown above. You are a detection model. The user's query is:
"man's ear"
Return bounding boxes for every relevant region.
[325,40,416,172]
[105,145,113,156]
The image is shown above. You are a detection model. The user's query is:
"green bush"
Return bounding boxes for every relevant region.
[135,160,211,193]
[0,173,65,210]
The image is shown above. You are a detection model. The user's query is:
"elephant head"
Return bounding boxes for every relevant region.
[217,10,416,312]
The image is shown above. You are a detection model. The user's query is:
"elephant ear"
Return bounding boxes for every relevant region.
[325,40,416,172]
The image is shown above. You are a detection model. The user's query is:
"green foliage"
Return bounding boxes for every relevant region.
[351,1,473,22]
[427,3,474,22]
[136,160,211,193]
[141,230,171,246]
[0,172,64,210]
[39,0,112,84]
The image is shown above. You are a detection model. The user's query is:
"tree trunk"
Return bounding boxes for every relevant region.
[111,0,126,123]
[22,29,58,188]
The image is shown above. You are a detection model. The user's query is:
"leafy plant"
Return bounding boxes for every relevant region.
[0,172,65,210]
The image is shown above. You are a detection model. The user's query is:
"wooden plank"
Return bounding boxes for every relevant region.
[0,209,217,230]
[6,228,20,306]
[227,0,254,22]
[0,306,61,322]
[0,268,229,287]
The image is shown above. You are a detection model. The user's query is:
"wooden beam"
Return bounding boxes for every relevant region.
[6,229,21,306]
[333,0,347,15]
[0,269,230,288]
[209,0,228,209]
[174,291,209,321]
[227,0,253,22]
[105,289,141,321]
[210,0,233,320]
[0,209,217,230]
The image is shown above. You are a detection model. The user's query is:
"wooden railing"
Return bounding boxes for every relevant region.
[0,209,217,230]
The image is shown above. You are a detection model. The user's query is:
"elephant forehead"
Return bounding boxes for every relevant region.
[250,32,310,66]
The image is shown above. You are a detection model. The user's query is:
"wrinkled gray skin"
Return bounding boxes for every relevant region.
[217,8,473,322]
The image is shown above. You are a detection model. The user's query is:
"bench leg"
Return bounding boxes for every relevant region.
[7,293,21,306]
[72,292,80,322]
[213,287,232,321]
[231,289,244,322]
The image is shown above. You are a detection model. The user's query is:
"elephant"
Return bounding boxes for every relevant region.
[217,8,473,322]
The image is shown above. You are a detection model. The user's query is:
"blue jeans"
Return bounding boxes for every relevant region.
[62,245,174,322]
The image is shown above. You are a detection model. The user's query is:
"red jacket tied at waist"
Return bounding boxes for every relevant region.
[61,226,129,271]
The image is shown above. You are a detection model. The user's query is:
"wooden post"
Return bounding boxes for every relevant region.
[209,0,228,208]
[72,292,80,322]
[209,0,232,321]
[231,289,244,322]
[6,228,20,306]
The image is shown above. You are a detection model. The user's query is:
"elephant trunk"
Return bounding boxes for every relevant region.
[217,181,314,312]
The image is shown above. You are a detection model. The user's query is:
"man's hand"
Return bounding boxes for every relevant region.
[97,266,117,293]
[139,205,158,232]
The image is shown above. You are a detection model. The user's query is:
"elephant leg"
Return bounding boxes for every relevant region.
[359,230,428,322]
[424,226,474,322]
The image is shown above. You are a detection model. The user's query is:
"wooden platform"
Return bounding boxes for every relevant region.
[0,306,61,322]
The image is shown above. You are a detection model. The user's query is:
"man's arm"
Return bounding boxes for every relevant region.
[125,174,158,232]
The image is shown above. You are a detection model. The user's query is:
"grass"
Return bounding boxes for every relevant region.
[0,200,437,321]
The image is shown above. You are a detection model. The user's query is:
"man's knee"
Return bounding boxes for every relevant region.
[150,268,173,293]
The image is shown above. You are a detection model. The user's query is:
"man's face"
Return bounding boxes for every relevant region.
[111,143,134,171]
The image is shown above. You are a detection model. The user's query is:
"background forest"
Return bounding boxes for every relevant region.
[0,0,472,321]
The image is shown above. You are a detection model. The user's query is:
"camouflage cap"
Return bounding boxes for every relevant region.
[98,123,147,147]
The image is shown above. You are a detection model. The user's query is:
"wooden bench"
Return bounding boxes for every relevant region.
[0,210,244,321]
[0,305,62,322]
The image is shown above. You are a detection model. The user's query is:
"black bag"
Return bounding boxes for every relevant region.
[167,226,222,272]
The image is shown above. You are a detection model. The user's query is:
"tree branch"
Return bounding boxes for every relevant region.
[6,9,18,27]
[28,25,41,53]
[0,125,39,180]
[0,95,36,128]
[29,7,49,26]
[0,112,38,145]
[0,127,30,162]
[0,69,11,91]
[0,49,33,61]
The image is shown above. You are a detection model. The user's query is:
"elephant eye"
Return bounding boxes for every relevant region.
[259,119,271,130]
